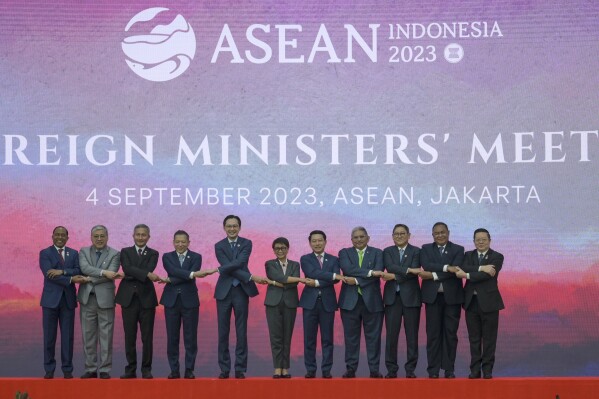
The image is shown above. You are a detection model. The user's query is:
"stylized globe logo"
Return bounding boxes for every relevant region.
[122,8,196,82]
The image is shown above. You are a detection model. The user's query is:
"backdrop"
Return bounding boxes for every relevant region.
[1,0,598,377]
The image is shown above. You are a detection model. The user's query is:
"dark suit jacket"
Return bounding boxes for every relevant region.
[39,246,80,309]
[264,259,300,308]
[160,250,202,308]
[338,246,384,313]
[299,253,340,312]
[214,237,258,300]
[115,246,159,308]
[420,241,465,305]
[382,244,421,308]
[461,249,505,312]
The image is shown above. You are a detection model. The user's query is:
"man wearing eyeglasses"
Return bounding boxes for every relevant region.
[214,215,268,379]
[381,224,422,379]
[455,228,504,379]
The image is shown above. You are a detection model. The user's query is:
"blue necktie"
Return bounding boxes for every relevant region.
[96,251,102,264]
[179,254,185,266]
[397,248,404,292]
[478,253,484,265]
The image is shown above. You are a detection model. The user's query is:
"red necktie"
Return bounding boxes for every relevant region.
[58,248,65,265]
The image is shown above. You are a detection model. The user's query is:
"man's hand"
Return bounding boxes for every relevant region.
[46,269,64,279]
[381,272,396,281]
[456,270,467,279]
[103,270,118,280]
[72,275,91,284]
[480,265,496,276]
[407,268,420,275]
[371,271,384,278]
[147,272,161,282]
[251,275,269,285]
[419,271,434,280]
[114,272,124,279]
[447,266,460,273]
[303,278,316,287]
[158,277,170,284]
[343,276,357,285]
[194,269,218,278]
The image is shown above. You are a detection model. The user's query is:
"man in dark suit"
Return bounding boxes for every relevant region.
[419,222,465,379]
[160,230,217,379]
[115,224,161,379]
[381,224,422,379]
[78,225,122,379]
[338,226,385,378]
[40,226,88,379]
[299,230,343,379]
[456,228,504,379]
[214,215,267,379]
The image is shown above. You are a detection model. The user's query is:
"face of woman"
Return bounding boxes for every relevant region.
[273,244,288,261]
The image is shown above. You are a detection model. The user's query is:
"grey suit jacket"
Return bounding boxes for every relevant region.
[78,245,120,309]
[264,259,300,308]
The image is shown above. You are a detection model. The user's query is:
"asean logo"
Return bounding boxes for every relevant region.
[122,8,196,82]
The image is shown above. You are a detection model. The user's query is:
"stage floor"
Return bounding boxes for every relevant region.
[2,377,598,399]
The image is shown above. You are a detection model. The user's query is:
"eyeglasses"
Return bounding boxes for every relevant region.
[393,232,408,237]
[274,247,288,252]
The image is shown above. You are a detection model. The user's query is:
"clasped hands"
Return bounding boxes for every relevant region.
[446,265,496,279]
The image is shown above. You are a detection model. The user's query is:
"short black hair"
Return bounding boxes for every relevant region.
[432,222,448,231]
[392,224,410,234]
[223,215,241,228]
[173,230,190,240]
[53,226,68,236]
[473,228,491,240]
[272,237,290,249]
[309,230,327,241]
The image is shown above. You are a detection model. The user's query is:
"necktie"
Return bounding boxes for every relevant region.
[58,248,65,265]
[357,250,364,295]
[138,248,143,256]
[230,242,240,286]
[396,248,405,292]
[439,246,445,255]
[96,251,102,264]
[179,254,185,266]
[317,255,323,267]
[478,253,484,265]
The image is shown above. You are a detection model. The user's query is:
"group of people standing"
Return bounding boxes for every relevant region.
[40,216,504,380]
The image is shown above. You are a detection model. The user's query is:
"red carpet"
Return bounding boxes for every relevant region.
[1,377,598,399]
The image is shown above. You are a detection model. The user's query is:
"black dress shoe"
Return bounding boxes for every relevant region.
[281,374,291,379]
[468,373,481,379]
[273,374,282,379]
[322,372,332,379]
[235,372,245,379]
[218,372,229,379]
[483,374,493,379]
[63,372,73,379]
[406,372,417,378]
[184,370,195,379]
[99,372,111,379]
[305,371,316,379]
[168,372,180,379]
[120,373,137,379]
[81,371,97,379]
[342,369,356,379]
[384,373,397,379]
[429,374,439,379]
[44,371,54,379]
[142,372,153,379]
[370,372,383,379]
[444,371,455,379]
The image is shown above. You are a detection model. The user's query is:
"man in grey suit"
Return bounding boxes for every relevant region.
[78,225,122,379]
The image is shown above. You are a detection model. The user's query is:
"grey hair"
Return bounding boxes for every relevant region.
[134,224,150,235]
[351,226,368,236]
[91,225,108,235]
